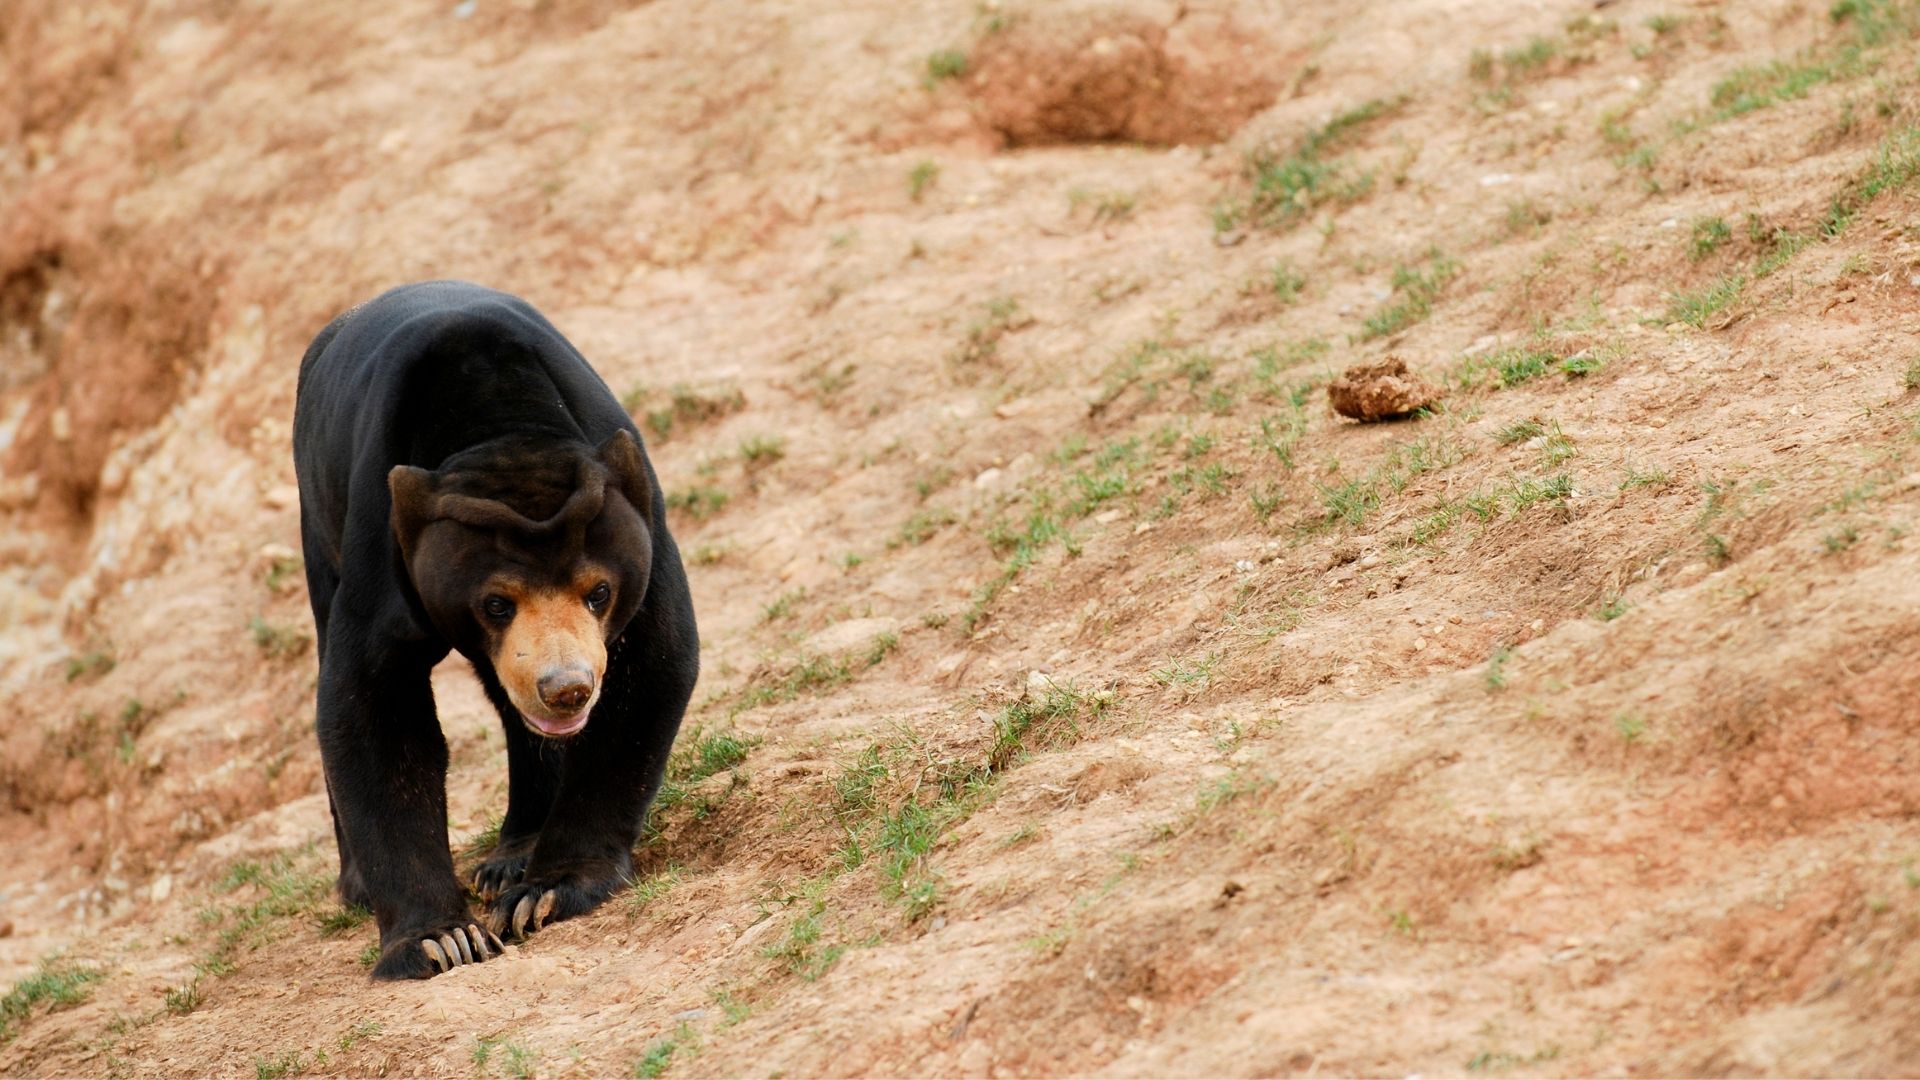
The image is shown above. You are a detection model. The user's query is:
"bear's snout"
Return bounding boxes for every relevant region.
[538,667,595,713]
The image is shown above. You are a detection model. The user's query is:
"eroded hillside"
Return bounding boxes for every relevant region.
[5,0,1920,1075]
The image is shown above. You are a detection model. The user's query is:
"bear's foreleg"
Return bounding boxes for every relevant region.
[317,633,504,979]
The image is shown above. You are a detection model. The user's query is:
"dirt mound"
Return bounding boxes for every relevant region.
[966,2,1290,146]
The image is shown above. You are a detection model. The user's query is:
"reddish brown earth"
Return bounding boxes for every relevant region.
[5,0,1920,1076]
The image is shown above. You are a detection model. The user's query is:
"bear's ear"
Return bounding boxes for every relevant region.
[597,430,653,522]
[388,465,438,561]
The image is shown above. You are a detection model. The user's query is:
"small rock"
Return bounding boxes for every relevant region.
[150,873,173,903]
[1025,669,1054,701]
[0,920,12,938]
[1359,554,1380,568]
[257,542,297,564]
[1093,508,1124,524]
[972,467,1004,490]
[1413,638,1427,651]
[674,1008,709,1022]
[1327,357,1442,421]
[264,485,299,510]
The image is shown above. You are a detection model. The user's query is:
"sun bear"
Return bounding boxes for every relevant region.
[292,281,699,980]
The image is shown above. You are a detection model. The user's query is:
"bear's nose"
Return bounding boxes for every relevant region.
[537,668,595,712]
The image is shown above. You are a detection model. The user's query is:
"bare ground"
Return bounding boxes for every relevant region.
[5,0,1920,1076]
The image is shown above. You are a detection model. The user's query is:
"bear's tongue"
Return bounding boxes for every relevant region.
[523,709,588,737]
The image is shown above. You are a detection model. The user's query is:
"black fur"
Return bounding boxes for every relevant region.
[293,281,698,980]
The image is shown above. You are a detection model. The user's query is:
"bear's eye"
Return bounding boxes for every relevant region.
[482,595,514,621]
[585,582,612,613]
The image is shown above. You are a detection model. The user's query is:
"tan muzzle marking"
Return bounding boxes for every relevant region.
[496,588,606,731]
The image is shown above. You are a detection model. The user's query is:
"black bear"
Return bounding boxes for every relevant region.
[293,281,698,980]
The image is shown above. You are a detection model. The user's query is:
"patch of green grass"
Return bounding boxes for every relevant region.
[664,485,729,519]
[1620,464,1671,490]
[638,383,746,441]
[163,979,202,1016]
[1709,48,1867,120]
[1151,652,1221,691]
[863,632,899,667]
[1665,270,1747,327]
[1485,645,1515,690]
[1560,351,1607,377]
[1821,124,1920,236]
[674,728,758,786]
[924,48,968,85]
[908,160,939,202]
[1495,418,1545,445]
[314,903,371,937]
[1689,216,1732,260]
[198,849,335,977]
[1537,422,1577,466]
[254,1051,307,1080]
[711,987,752,1027]
[626,866,681,916]
[1615,712,1648,743]
[760,877,847,980]
[892,505,957,548]
[1068,187,1137,223]
[1310,435,1464,530]
[1360,252,1460,340]
[1269,260,1306,302]
[738,434,785,465]
[64,649,116,682]
[473,1036,538,1080]
[248,616,310,659]
[1219,98,1404,232]
[731,655,853,714]
[951,296,1026,363]
[761,588,804,622]
[1598,595,1630,621]
[2,959,104,1042]
[1503,197,1551,238]
[264,554,304,592]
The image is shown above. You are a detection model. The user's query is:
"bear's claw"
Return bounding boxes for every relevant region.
[469,839,535,901]
[489,888,559,939]
[418,924,503,973]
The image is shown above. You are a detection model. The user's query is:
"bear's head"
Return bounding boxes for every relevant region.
[387,431,654,739]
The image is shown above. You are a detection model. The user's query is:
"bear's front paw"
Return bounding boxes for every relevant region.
[485,879,606,941]
[370,921,507,980]
[469,837,536,901]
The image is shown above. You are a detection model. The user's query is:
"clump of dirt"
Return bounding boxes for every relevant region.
[1327,356,1442,420]
[966,2,1289,146]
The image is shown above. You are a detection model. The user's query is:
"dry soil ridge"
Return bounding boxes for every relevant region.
[4,0,1920,1076]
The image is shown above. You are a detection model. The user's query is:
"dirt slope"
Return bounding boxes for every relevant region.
[5,0,1920,1075]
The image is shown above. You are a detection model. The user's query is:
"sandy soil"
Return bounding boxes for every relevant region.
[5,0,1920,1075]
